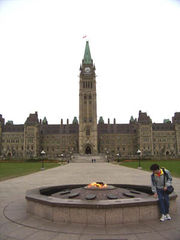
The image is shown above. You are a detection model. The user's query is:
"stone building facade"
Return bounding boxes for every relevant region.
[1,42,180,159]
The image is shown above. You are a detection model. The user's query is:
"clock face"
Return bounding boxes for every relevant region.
[84,67,91,73]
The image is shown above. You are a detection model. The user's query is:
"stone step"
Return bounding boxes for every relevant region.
[71,154,107,163]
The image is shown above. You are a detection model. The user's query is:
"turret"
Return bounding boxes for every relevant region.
[24,112,40,158]
[137,111,153,156]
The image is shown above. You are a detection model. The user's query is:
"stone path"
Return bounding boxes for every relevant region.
[0,162,180,240]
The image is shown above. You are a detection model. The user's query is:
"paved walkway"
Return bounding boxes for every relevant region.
[0,162,179,240]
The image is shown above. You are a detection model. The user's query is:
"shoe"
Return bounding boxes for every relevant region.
[165,214,171,220]
[160,214,166,222]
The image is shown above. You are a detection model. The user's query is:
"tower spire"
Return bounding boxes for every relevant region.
[83,41,92,64]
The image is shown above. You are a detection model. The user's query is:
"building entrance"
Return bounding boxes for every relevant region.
[85,146,91,154]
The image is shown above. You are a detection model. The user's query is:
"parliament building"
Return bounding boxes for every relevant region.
[1,42,180,159]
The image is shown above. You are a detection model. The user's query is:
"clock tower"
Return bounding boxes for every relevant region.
[79,41,98,154]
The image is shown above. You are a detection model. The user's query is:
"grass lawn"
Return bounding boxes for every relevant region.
[119,160,180,178]
[0,162,61,181]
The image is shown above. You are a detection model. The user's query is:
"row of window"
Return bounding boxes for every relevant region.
[84,118,92,123]
[102,145,133,151]
[100,135,134,140]
[100,139,133,144]
[84,94,92,99]
[2,139,24,143]
[83,82,93,88]
[153,132,175,136]
[44,136,77,140]
[84,101,92,104]
[41,146,76,152]
[154,151,175,155]
[43,140,77,145]
[142,146,150,150]
[142,144,176,151]
[2,145,24,151]
[153,137,176,142]
[2,145,34,151]
[153,144,176,149]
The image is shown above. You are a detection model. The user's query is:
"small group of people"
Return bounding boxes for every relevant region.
[150,163,173,222]
[91,158,96,163]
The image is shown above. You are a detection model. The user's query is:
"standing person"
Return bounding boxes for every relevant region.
[150,164,172,222]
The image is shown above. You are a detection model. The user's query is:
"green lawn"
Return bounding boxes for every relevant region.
[0,162,60,181]
[119,160,180,178]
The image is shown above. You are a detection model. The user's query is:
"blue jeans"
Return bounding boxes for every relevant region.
[157,189,169,215]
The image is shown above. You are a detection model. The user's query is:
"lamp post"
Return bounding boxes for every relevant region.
[60,153,64,163]
[41,150,46,170]
[68,152,72,163]
[137,149,142,169]
[116,153,120,162]
[106,150,109,162]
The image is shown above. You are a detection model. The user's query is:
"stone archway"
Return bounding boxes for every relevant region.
[85,146,91,154]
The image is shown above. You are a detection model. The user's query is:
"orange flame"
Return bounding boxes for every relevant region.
[87,182,107,188]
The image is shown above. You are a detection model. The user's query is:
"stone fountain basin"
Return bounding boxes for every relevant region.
[26,184,177,225]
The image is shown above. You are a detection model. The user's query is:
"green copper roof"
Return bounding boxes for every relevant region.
[98,116,104,124]
[83,41,92,64]
[72,116,78,124]
[42,117,48,124]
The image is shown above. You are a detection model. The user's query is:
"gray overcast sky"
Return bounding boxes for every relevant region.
[0,0,180,124]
